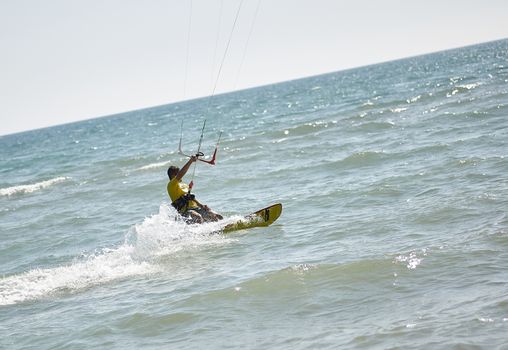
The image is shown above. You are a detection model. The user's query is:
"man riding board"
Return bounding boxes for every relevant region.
[167,155,223,224]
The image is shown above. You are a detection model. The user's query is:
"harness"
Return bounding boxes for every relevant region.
[171,193,195,213]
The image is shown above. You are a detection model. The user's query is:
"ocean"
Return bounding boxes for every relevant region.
[1,39,507,349]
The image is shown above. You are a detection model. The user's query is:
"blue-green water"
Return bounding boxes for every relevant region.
[1,39,508,349]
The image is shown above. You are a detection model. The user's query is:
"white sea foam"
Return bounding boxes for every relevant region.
[0,177,70,197]
[0,245,154,306]
[0,204,234,306]
[390,107,408,113]
[406,95,422,103]
[457,82,482,90]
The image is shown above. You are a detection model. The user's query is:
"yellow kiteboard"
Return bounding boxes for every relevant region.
[223,203,282,233]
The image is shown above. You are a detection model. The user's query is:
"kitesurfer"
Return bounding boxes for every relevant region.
[167,155,223,224]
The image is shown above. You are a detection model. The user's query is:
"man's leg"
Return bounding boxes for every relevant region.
[185,210,204,224]
[202,208,223,222]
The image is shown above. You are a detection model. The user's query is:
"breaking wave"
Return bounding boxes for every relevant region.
[136,161,170,171]
[0,177,70,197]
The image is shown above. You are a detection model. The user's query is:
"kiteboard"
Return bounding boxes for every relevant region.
[222,203,282,233]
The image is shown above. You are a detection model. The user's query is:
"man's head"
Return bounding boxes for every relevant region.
[167,166,179,179]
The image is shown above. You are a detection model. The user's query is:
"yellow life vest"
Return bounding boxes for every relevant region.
[167,178,199,212]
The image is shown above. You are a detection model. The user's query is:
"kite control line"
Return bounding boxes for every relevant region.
[178,120,222,190]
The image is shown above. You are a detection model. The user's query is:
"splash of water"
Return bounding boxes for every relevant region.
[0,204,235,306]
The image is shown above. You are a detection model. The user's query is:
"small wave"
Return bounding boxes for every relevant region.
[456,82,482,90]
[341,151,388,166]
[457,157,483,167]
[390,107,407,113]
[136,161,170,171]
[0,204,234,306]
[319,150,392,173]
[406,143,450,156]
[0,177,70,197]
[352,121,395,132]
[446,82,483,97]
[228,260,395,295]
[406,95,422,104]
[280,120,339,137]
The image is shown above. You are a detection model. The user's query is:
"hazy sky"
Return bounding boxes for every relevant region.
[1,0,507,136]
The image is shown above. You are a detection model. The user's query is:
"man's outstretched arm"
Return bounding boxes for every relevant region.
[175,155,197,181]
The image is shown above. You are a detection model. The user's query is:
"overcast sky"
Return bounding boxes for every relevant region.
[1,0,507,136]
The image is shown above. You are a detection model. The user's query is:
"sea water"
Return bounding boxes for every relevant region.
[1,39,507,349]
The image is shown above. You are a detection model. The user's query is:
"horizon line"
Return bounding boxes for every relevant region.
[2,36,506,138]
